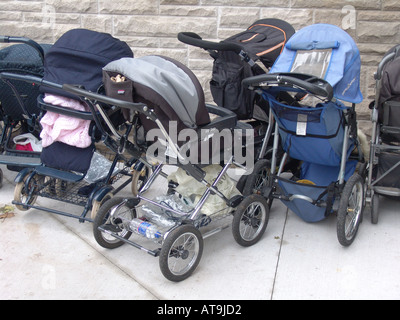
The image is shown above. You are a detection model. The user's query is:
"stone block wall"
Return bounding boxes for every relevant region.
[1,0,399,133]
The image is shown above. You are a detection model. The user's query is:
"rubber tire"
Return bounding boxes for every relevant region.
[93,197,135,249]
[13,174,40,211]
[242,159,271,197]
[131,166,151,196]
[236,175,248,194]
[159,224,203,282]
[337,174,364,247]
[371,193,379,225]
[232,194,269,247]
[91,191,113,220]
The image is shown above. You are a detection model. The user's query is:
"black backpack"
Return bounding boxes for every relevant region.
[209,19,295,119]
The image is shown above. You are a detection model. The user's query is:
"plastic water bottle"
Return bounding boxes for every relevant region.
[129,218,162,239]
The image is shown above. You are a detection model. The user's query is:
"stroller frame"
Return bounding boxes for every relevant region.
[367,46,400,224]
[69,81,269,282]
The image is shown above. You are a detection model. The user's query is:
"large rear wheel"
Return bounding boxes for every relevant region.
[337,174,364,247]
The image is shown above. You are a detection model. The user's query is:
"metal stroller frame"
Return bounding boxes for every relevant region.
[89,93,269,281]
[367,44,400,224]
[0,36,50,186]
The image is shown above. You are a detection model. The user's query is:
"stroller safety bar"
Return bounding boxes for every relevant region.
[0,72,155,121]
[242,73,334,100]
[0,72,62,91]
[61,84,151,118]
[0,36,45,62]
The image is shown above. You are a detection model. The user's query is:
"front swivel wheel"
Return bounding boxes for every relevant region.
[232,194,269,247]
[159,225,203,282]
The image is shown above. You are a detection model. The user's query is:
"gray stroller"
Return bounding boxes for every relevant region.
[91,55,270,282]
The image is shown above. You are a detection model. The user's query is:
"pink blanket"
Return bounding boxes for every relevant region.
[40,94,92,148]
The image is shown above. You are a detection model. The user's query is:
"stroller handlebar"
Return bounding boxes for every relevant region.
[0,35,45,62]
[178,32,243,54]
[375,51,397,81]
[61,84,151,118]
[0,72,154,120]
[242,73,334,101]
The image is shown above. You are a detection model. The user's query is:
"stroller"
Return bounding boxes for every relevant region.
[0,36,52,186]
[368,44,400,224]
[83,55,271,282]
[0,29,138,222]
[178,19,295,175]
[242,24,366,247]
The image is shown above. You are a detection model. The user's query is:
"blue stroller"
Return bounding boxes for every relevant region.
[242,24,366,246]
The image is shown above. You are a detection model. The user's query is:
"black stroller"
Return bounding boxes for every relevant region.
[0,36,51,187]
[178,19,295,188]
[368,44,400,224]
[0,29,139,222]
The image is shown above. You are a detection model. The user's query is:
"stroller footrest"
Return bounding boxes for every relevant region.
[0,154,41,167]
[34,166,84,182]
[373,186,400,197]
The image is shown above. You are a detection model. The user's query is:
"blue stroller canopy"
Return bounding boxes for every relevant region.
[270,24,363,104]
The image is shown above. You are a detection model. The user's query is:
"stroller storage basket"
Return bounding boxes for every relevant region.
[277,177,330,223]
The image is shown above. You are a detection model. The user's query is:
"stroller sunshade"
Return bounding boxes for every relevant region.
[103,55,210,130]
[271,24,363,104]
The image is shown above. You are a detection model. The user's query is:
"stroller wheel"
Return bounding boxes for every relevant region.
[131,165,151,196]
[243,159,271,198]
[91,191,113,220]
[337,173,364,247]
[371,193,379,224]
[232,194,269,247]
[93,197,135,249]
[236,175,248,194]
[14,174,42,211]
[159,225,203,282]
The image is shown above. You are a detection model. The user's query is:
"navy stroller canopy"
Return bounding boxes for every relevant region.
[270,24,363,104]
[42,29,134,98]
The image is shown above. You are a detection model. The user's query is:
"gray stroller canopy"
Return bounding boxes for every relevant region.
[103,56,210,129]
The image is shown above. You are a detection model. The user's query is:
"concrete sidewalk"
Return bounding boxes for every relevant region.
[1,163,400,300]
